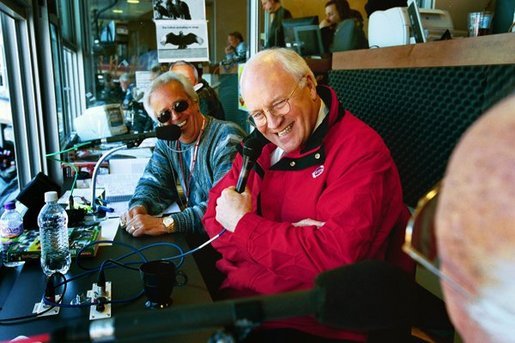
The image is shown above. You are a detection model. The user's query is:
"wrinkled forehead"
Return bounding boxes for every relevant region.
[151,81,188,104]
[241,68,297,111]
[241,62,291,97]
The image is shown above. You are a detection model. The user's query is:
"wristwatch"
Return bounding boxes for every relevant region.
[162,216,176,234]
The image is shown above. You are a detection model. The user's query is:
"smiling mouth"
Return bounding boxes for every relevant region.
[176,120,186,128]
[278,122,294,137]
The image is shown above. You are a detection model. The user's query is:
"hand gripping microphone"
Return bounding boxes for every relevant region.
[235,138,264,193]
[51,260,415,342]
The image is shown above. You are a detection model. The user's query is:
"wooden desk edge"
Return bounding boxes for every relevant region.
[332,33,515,70]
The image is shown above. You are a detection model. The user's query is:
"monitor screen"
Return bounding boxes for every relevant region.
[282,16,319,52]
[293,25,325,57]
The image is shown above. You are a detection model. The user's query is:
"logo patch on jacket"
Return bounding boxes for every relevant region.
[312,165,324,178]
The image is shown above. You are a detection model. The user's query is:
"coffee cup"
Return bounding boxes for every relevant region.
[468,11,494,37]
[140,260,188,309]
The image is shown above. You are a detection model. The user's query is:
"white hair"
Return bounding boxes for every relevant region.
[467,261,515,342]
[239,48,316,95]
[143,71,199,121]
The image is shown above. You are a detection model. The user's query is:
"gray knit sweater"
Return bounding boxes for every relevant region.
[128,116,245,234]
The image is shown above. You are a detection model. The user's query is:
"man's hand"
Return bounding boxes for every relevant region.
[121,206,167,237]
[215,186,252,232]
[126,213,166,237]
[120,205,146,228]
[225,45,235,54]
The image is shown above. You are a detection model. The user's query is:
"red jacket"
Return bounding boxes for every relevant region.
[203,86,412,341]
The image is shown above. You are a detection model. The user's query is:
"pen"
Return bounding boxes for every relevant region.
[97,205,115,213]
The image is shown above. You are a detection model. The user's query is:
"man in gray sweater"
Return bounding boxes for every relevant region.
[122,71,245,236]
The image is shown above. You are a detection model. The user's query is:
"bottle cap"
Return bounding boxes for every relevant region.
[3,201,15,210]
[44,191,59,203]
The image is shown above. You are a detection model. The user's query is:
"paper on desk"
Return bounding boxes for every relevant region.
[99,218,120,245]
[107,201,130,218]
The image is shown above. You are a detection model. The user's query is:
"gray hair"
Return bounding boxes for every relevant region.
[239,48,316,95]
[119,72,131,82]
[143,71,199,121]
[169,60,199,83]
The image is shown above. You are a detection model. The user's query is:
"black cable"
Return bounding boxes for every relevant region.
[0,237,200,320]
[0,273,67,324]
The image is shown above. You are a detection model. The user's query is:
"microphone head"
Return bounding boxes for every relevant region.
[156,125,181,141]
[315,260,415,330]
[242,137,264,161]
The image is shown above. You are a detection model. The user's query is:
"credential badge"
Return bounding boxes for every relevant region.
[312,165,324,178]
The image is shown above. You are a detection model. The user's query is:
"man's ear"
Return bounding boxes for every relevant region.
[305,75,318,100]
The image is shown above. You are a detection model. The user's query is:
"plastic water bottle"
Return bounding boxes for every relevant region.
[38,191,71,276]
[0,201,25,267]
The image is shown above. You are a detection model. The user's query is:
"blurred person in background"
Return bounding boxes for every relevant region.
[319,0,367,52]
[221,31,248,69]
[261,0,292,48]
[170,60,226,120]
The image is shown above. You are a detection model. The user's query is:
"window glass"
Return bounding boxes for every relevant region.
[50,23,65,143]
[56,1,249,143]
[0,14,20,207]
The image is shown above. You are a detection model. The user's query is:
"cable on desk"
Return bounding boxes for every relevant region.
[162,228,227,262]
[75,239,148,271]
[130,241,186,268]
[0,273,67,324]
[1,229,227,318]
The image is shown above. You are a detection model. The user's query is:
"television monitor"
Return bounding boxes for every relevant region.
[282,16,319,52]
[74,104,128,141]
[407,0,427,43]
[293,25,325,57]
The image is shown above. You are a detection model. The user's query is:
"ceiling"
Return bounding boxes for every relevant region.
[89,0,213,21]
[90,0,152,20]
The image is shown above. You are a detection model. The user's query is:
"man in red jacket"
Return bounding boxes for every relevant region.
[203,48,412,342]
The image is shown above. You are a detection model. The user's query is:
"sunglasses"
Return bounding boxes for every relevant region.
[157,100,190,124]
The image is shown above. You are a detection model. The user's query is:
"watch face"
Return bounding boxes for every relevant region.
[163,216,174,227]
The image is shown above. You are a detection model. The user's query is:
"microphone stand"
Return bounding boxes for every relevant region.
[89,138,149,218]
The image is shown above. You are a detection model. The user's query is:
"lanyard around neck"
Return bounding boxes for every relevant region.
[176,116,206,202]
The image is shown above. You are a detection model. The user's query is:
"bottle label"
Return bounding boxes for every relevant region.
[0,223,23,238]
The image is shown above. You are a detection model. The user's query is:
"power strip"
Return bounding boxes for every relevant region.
[87,282,112,320]
[32,294,62,317]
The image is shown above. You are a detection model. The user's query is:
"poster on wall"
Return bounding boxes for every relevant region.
[156,20,209,62]
[152,0,206,20]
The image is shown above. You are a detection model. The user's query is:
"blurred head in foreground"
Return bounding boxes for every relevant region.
[436,94,515,343]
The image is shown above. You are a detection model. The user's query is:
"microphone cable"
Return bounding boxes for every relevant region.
[0,228,226,323]
[0,273,67,324]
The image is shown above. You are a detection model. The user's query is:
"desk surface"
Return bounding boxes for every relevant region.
[0,228,214,341]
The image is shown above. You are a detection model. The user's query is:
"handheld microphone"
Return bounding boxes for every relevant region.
[80,125,181,148]
[51,260,415,342]
[235,138,264,193]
